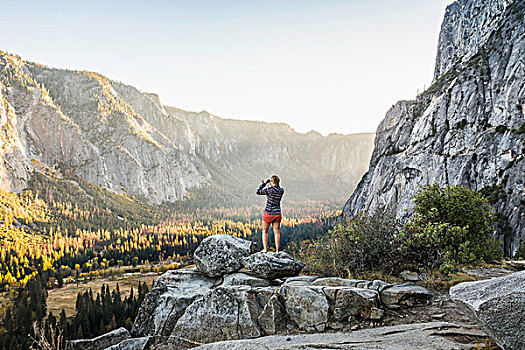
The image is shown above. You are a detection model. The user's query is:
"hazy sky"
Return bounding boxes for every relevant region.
[1,0,453,135]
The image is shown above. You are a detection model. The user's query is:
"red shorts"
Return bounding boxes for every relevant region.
[263,212,282,224]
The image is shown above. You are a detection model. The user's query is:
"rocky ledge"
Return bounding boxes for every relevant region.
[71,235,525,350]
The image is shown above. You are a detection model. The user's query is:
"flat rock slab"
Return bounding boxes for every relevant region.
[68,327,130,350]
[194,234,256,278]
[242,252,305,280]
[192,322,488,350]
[461,267,515,279]
[450,270,525,350]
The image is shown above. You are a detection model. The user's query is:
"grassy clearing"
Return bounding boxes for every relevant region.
[46,272,160,318]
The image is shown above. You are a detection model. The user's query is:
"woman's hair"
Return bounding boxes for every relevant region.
[270,174,280,186]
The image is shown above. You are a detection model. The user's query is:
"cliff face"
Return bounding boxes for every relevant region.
[0,52,374,204]
[344,0,525,256]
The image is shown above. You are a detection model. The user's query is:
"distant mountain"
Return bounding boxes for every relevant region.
[344,0,524,256]
[0,52,374,206]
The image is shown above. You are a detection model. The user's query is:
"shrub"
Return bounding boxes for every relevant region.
[515,241,525,259]
[400,184,501,276]
[302,207,400,277]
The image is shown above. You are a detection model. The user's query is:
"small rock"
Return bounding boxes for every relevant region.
[432,313,446,319]
[327,322,344,330]
[369,307,384,320]
[400,270,427,282]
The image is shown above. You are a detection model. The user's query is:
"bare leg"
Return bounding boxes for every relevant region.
[262,221,270,252]
[272,222,281,253]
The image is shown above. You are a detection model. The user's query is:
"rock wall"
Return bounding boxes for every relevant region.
[344,0,525,256]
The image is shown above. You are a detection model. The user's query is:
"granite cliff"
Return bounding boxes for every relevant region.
[344,0,524,256]
[0,52,373,205]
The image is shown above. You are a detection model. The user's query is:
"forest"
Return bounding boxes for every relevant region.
[0,169,340,349]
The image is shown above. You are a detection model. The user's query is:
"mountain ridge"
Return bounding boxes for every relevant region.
[0,52,374,206]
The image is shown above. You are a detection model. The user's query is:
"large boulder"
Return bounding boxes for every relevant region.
[131,269,216,340]
[332,287,379,320]
[279,285,329,332]
[194,234,256,277]
[167,286,261,349]
[450,270,525,350]
[67,327,130,350]
[242,252,305,280]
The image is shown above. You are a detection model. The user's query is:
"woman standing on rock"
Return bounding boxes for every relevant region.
[256,175,284,253]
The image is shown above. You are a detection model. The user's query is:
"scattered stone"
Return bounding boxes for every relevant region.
[327,321,343,330]
[380,283,433,309]
[194,234,256,277]
[279,284,329,331]
[222,272,270,287]
[400,270,427,282]
[131,269,216,339]
[242,252,305,280]
[369,307,384,320]
[432,313,446,319]
[450,270,525,350]
[67,327,130,350]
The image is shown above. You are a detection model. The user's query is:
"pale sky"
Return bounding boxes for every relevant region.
[1,0,453,135]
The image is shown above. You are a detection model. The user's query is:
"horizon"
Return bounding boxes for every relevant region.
[1,0,454,136]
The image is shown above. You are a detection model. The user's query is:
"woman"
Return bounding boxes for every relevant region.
[256,175,284,253]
